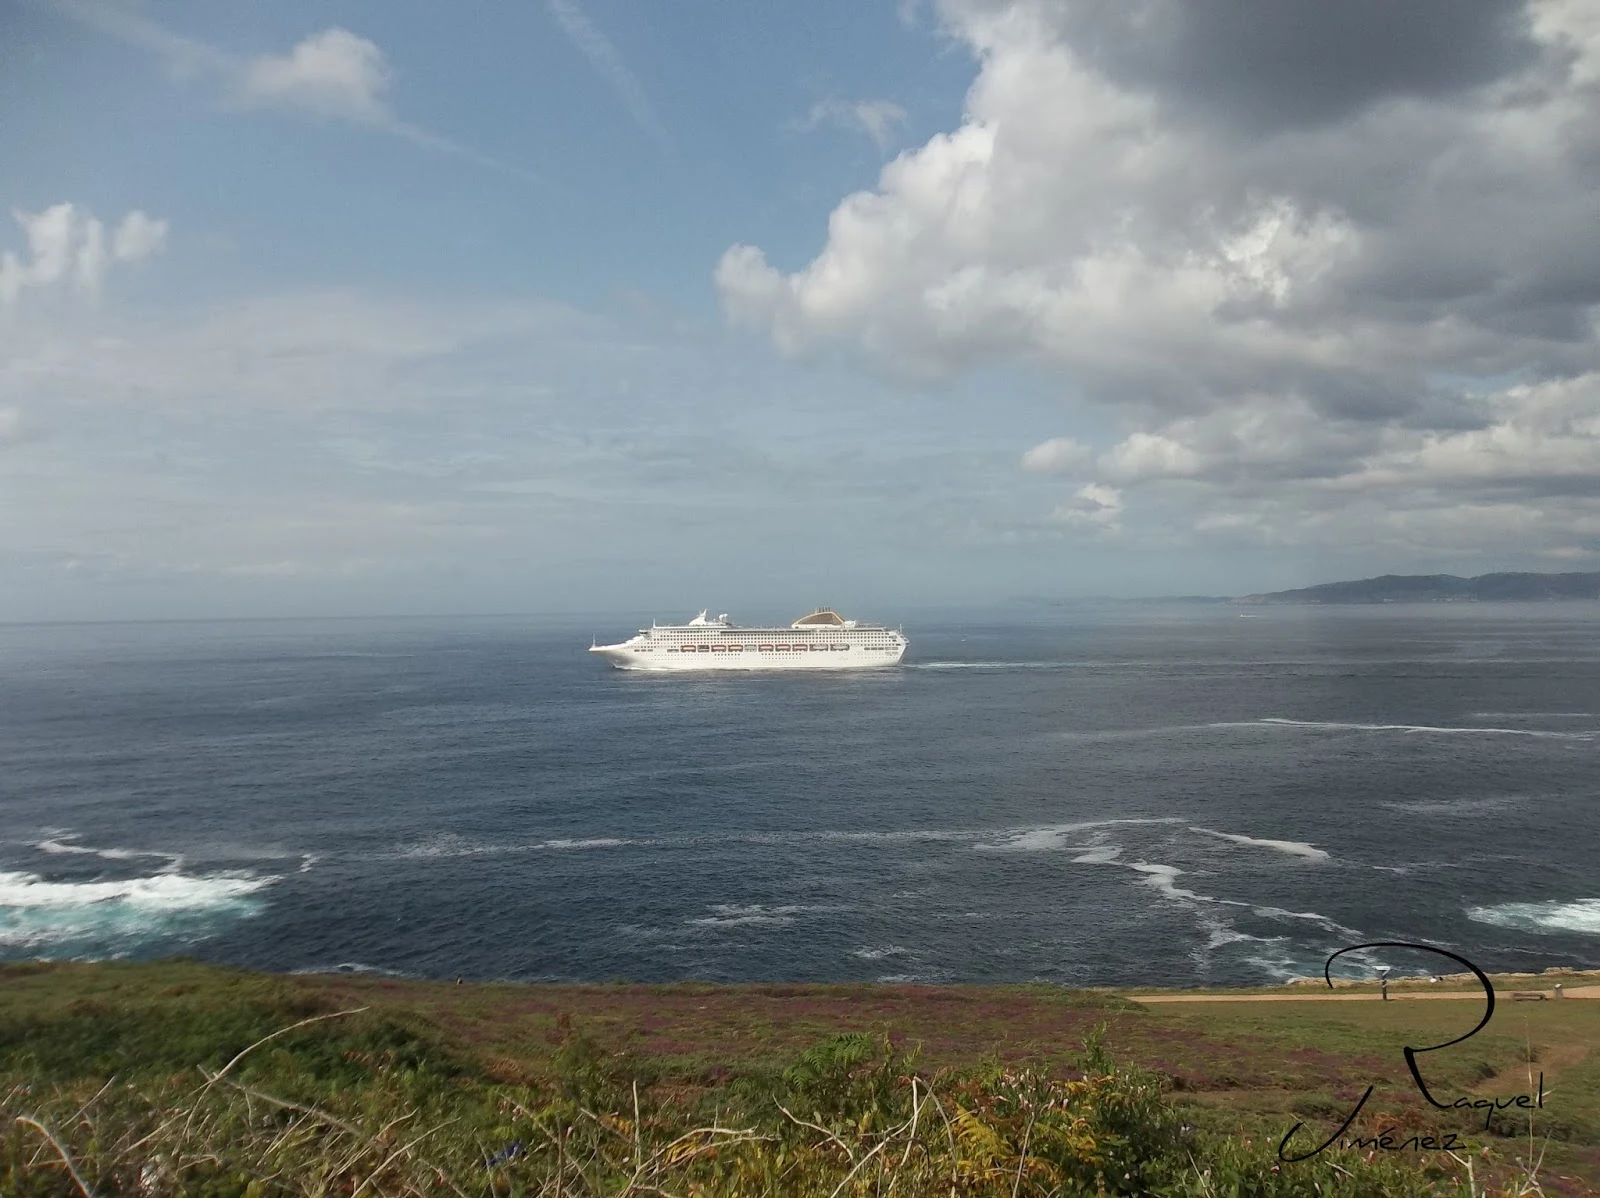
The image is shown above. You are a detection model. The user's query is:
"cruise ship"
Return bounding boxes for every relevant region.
[589,609,907,671]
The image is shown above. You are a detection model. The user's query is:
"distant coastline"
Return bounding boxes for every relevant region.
[1234,571,1600,605]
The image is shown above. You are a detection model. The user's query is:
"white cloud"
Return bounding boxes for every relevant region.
[237,28,393,124]
[1052,482,1123,532]
[1099,432,1204,483]
[112,211,169,263]
[47,4,550,188]
[798,99,909,151]
[1019,436,1091,474]
[0,203,167,308]
[720,0,1600,560]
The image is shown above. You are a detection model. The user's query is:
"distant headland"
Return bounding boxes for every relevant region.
[1235,572,1600,605]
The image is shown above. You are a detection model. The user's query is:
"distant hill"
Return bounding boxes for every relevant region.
[1236,572,1600,604]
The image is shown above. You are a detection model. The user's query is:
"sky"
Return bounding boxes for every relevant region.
[4,0,1600,621]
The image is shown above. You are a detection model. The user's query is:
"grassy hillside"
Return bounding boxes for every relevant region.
[3,962,1596,1195]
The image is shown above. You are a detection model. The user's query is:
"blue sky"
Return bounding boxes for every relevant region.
[5,0,1600,620]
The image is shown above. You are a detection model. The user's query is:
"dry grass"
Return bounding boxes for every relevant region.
[2,963,1595,1196]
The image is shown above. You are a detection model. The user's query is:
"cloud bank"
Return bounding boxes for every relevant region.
[717,0,1600,562]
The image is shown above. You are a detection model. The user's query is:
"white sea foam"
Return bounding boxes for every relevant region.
[1190,828,1330,861]
[1466,899,1600,936]
[1242,952,1314,982]
[1070,845,1123,864]
[853,945,910,960]
[1471,712,1599,720]
[1241,717,1593,740]
[398,834,509,858]
[688,903,850,928]
[0,868,276,951]
[1382,795,1522,815]
[972,817,1183,853]
[735,829,970,846]
[1249,904,1360,938]
[1195,907,1277,952]
[290,962,411,978]
[1209,925,1280,950]
[1127,862,1211,903]
[399,834,633,858]
[34,836,182,870]
[974,829,1077,853]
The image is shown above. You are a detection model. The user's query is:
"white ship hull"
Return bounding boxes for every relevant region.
[590,608,907,672]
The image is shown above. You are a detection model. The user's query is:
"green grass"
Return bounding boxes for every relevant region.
[2,962,1595,1195]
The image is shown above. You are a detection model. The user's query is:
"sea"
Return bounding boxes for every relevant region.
[2,604,1597,989]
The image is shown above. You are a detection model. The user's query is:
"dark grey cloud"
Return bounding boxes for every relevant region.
[1051,0,1538,132]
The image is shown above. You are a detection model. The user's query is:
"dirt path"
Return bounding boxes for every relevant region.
[1127,985,1600,1003]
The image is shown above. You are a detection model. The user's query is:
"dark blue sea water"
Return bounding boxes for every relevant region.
[2,605,1597,987]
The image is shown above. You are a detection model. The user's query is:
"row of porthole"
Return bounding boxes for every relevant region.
[668,644,850,653]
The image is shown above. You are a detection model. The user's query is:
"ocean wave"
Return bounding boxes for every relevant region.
[0,868,276,954]
[774,829,971,844]
[973,829,1084,853]
[397,834,516,859]
[1237,717,1594,740]
[1466,898,1600,936]
[1070,845,1123,864]
[1127,862,1212,903]
[852,945,910,960]
[290,962,412,978]
[687,903,852,928]
[972,817,1183,853]
[1381,795,1524,816]
[1075,848,1365,946]
[1470,712,1600,719]
[1248,904,1361,938]
[398,834,634,858]
[1190,827,1330,861]
[1202,921,1281,951]
[33,835,183,870]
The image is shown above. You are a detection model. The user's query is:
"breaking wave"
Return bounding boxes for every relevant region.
[1466,899,1600,936]
[0,868,277,956]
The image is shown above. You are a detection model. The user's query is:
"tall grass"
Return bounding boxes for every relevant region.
[0,1012,1554,1196]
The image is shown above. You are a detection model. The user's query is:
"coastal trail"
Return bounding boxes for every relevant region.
[1126,985,1600,1003]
